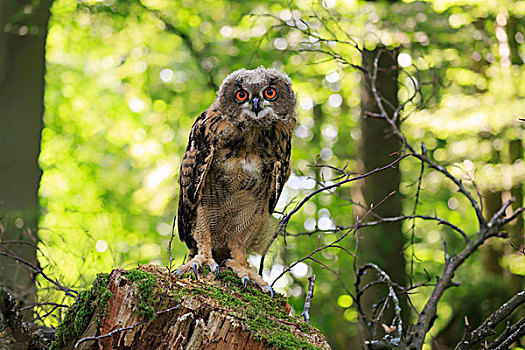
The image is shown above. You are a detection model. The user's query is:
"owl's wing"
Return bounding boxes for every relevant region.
[269,133,293,214]
[178,110,215,247]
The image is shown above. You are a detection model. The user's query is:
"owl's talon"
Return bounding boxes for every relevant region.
[261,285,274,298]
[211,264,220,279]
[242,276,249,291]
[192,262,199,279]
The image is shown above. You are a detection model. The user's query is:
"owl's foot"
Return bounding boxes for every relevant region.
[174,255,220,279]
[225,259,274,298]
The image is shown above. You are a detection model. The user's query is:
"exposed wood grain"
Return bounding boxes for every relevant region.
[63,264,330,350]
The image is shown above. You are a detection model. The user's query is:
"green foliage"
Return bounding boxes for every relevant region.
[50,273,112,350]
[124,269,159,320]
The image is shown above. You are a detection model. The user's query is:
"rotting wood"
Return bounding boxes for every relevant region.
[51,264,331,350]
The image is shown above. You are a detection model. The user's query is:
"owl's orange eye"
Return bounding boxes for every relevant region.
[264,87,278,100]
[235,90,248,103]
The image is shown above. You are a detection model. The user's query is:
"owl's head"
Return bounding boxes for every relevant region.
[215,67,296,126]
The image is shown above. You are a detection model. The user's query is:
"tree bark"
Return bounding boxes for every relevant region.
[482,190,504,275]
[357,47,408,331]
[52,265,331,350]
[507,139,524,293]
[0,288,53,350]
[0,0,52,308]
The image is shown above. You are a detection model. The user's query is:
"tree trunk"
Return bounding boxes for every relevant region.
[357,47,408,331]
[0,0,52,308]
[51,264,331,350]
[482,191,504,275]
[507,139,524,293]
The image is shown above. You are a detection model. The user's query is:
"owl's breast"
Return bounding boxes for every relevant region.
[212,126,276,186]
[222,155,262,176]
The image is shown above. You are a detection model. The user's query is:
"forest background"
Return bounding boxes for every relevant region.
[0,0,524,348]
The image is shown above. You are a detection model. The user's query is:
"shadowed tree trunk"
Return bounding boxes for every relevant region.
[0,0,52,308]
[505,12,524,294]
[507,139,523,293]
[481,146,504,276]
[482,191,505,274]
[357,47,408,332]
[482,139,524,290]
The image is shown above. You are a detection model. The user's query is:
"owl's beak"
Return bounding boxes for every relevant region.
[251,97,262,115]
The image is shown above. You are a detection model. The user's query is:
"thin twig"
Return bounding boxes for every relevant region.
[271,191,396,289]
[260,153,408,274]
[356,264,403,346]
[301,274,316,324]
[158,215,177,312]
[0,251,77,298]
[487,316,525,350]
[455,291,525,350]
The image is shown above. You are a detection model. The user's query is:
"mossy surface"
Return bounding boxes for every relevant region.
[185,268,318,350]
[49,266,322,350]
[50,273,112,350]
[124,269,159,320]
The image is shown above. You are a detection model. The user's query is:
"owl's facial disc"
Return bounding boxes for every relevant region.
[217,67,295,126]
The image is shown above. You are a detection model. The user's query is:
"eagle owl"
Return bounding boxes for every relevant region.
[176,67,296,296]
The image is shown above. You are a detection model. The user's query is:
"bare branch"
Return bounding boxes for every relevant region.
[301,274,316,324]
[455,291,525,349]
[271,191,396,289]
[260,153,407,275]
[487,316,525,350]
[0,251,77,298]
[357,214,469,243]
[19,302,69,311]
[491,320,525,350]
[157,215,177,312]
[356,264,404,347]
[488,197,515,227]
[406,208,519,348]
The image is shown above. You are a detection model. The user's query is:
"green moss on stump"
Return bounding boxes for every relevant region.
[187,268,318,350]
[124,269,159,320]
[50,273,112,350]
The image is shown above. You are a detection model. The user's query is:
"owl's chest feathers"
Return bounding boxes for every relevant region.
[212,123,280,179]
[212,150,269,190]
[221,155,261,176]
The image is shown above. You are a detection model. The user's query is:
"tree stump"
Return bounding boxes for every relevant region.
[50,264,331,350]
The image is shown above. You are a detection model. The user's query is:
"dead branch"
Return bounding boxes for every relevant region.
[301,274,316,324]
[356,264,404,348]
[487,316,525,349]
[0,251,77,298]
[405,200,514,348]
[270,191,396,289]
[455,291,525,350]
[260,152,408,274]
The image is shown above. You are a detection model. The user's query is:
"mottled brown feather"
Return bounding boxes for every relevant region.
[177,110,215,248]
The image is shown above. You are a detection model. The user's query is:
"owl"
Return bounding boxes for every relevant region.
[175,67,296,296]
